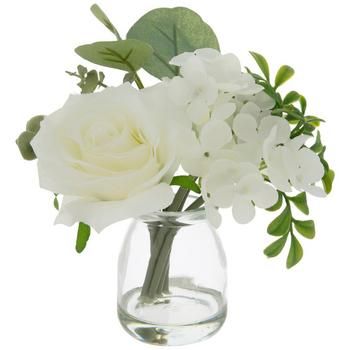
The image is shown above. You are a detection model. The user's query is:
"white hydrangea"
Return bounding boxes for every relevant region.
[166,49,325,228]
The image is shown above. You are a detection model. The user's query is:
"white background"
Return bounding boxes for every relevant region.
[0,0,349,349]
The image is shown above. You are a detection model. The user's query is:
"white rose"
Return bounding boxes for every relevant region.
[31,83,177,232]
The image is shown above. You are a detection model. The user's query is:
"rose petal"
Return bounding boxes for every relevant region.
[55,183,174,232]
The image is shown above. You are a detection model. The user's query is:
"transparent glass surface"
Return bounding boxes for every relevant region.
[117,208,227,346]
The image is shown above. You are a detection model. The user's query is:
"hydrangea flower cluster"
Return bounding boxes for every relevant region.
[155,48,325,227]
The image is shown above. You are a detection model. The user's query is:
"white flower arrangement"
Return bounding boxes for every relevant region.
[16,4,334,270]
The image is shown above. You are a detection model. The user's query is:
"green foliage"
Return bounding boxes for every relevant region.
[264,193,315,268]
[127,7,220,79]
[75,39,153,73]
[267,206,292,236]
[66,65,106,94]
[16,115,45,161]
[53,193,59,211]
[76,222,91,253]
[293,219,315,239]
[171,176,200,194]
[26,115,45,134]
[283,91,300,105]
[16,131,36,160]
[90,4,121,39]
[287,234,303,268]
[266,191,283,212]
[264,234,288,257]
[287,192,309,215]
[249,51,270,81]
[274,65,295,89]
[123,72,135,84]
[322,168,335,194]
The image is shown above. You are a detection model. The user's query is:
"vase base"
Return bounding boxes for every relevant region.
[118,285,227,346]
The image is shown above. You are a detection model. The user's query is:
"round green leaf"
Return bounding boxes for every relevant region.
[75,39,154,73]
[16,131,36,160]
[283,91,300,105]
[127,7,220,79]
[26,115,45,134]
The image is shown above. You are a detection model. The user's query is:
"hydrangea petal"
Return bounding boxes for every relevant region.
[232,195,255,224]
[212,102,236,120]
[200,119,233,152]
[232,113,258,142]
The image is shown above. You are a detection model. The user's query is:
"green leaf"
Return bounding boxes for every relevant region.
[283,91,300,105]
[77,65,88,78]
[90,4,121,39]
[99,71,105,83]
[53,194,59,211]
[81,70,99,94]
[266,191,283,212]
[293,219,315,239]
[288,192,309,215]
[75,39,154,73]
[264,234,288,257]
[310,131,323,153]
[76,222,91,253]
[171,176,200,194]
[123,72,135,83]
[305,116,325,127]
[249,51,270,81]
[127,7,220,79]
[322,168,335,194]
[26,115,45,134]
[299,95,307,114]
[16,131,36,160]
[267,206,292,236]
[275,65,295,89]
[287,234,303,268]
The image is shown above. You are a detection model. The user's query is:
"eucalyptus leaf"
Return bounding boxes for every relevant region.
[287,234,303,268]
[81,70,99,93]
[16,131,36,160]
[75,39,154,73]
[275,65,295,89]
[249,51,270,81]
[264,234,288,257]
[123,72,135,83]
[171,176,200,194]
[26,115,45,134]
[267,206,291,236]
[77,65,88,78]
[90,4,121,39]
[76,222,91,253]
[293,219,315,239]
[127,7,220,79]
[288,192,309,215]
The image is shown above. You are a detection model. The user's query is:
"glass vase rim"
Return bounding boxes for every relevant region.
[138,206,206,225]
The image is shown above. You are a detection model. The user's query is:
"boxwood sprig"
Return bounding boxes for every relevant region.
[264,191,316,268]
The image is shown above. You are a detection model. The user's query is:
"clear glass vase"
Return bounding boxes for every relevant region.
[117,208,227,346]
